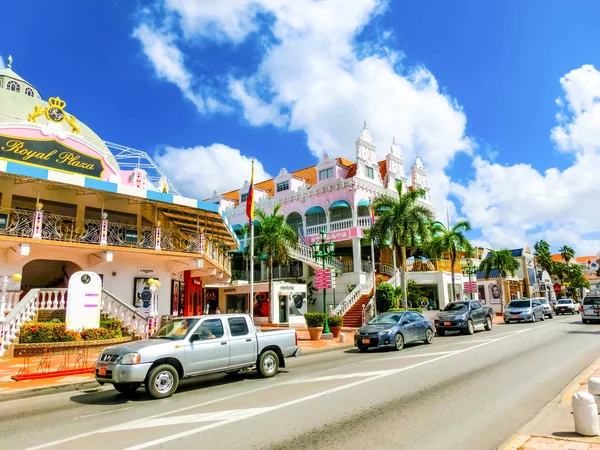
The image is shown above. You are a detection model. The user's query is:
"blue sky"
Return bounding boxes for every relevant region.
[3,0,600,254]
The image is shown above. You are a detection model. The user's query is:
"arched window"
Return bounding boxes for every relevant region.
[25,87,34,97]
[329,200,352,222]
[6,81,20,92]
[305,206,327,227]
[286,212,303,236]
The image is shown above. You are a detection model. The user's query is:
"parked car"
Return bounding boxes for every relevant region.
[354,311,434,352]
[532,297,554,319]
[555,299,579,315]
[504,299,545,323]
[95,314,300,399]
[434,300,494,336]
[582,295,600,324]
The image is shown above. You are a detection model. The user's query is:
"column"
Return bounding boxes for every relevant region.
[260,260,266,282]
[352,237,362,273]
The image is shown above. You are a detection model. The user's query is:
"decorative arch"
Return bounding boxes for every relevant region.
[357,198,371,217]
[305,206,327,227]
[6,80,20,92]
[328,199,352,222]
[285,211,304,235]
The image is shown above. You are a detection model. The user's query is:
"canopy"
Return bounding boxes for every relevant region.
[357,199,371,207]
[330,200,351,209]
[232,224,244,231]
[305,206,325,215]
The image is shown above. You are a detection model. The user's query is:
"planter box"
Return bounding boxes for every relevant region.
[13,337,133,358]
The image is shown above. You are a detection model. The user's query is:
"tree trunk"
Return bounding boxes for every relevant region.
[268,256,273,323]
[499,276,505,313]
[450,266,456,303]
[400,246,408,310]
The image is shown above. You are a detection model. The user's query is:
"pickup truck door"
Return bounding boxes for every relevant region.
[186,318,230,374]
[227,316,256,366]
[470,301,484,324]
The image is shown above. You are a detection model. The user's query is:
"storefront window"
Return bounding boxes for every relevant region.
[226,293,248,313]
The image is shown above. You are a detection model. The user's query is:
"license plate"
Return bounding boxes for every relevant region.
[444,322,451,326]
[362,338,370,345]
[513,315,519,319]
[99,367,107,376]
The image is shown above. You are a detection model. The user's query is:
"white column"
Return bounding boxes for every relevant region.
[352,237,362,273]
[260,261,266,282]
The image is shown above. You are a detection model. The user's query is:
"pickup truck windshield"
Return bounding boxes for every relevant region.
[444,303,468,313]
[151,318,200,340]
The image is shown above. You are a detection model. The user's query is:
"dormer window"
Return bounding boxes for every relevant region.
[364,166,374,179]
[25,87,34,97]
[6,80,20,92]
[276,181,289,192]
[319,168,334,180]
[240,193,248,203]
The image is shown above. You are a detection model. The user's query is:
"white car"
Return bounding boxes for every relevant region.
[555,299,579,315]
[582,296,600,324]
[532,297,554,319]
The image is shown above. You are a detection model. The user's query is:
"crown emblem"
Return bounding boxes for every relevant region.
[27,96,80,134]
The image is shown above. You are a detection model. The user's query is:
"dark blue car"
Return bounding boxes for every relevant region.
[354,311,435,352]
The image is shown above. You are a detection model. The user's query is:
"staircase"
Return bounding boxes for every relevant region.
[342,294,372,327]
[287,242,343,271]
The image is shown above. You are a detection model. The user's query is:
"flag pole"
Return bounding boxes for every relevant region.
[249,158,255,320]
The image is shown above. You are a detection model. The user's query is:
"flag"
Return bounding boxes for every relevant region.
[370,201,376,225]
[246,159,255,225]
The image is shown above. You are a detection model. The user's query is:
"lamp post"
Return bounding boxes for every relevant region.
[311,229,335,334]
[461,262,477,301]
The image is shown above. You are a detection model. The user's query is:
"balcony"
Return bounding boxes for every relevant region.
[0,208,231,271]
[304,216,372,236]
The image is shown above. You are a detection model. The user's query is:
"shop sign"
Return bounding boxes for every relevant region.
[138,267,156,276]
[0,212,8,230]
[306,227,363,244]
[125,229,138,243]
[66,271,101,331]
[0,134,105,179]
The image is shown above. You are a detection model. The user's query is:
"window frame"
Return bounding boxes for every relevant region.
[199,318,224,339]
[6,80,20,92]
[364,166,374,179]
[24,87,35,97]
[319,167,334,181]
[240,193,248,203]
[276,180,290,192]
[227,317,250,337]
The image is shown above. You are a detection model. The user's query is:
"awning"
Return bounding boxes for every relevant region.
[357,199,370,207]
[330,200,351,209]
[233,224,244,231]
[305,206,325,215]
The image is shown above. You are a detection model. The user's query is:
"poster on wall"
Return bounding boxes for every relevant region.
[133,277,157,314]
[253,292,270,317]
[478,285,486,304]
[489,283,501,304]
[179,281,185,316]
[171,280,180,316]
[289,292,307,317]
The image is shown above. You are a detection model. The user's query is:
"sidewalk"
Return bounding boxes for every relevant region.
[0,328,356,400]
[502,357,600,450]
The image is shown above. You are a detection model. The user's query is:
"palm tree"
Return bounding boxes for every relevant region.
[369,180,434,309]
[559,245,575,265]
[534,240,554,277]
[430,220,472,303]
[244,204,297,323]
[479,249,520,313]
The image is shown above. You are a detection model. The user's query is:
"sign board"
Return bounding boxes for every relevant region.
[66,271,102,331]
[315,269,332,290]
[137,267,156,276]
[306,227,363,245]
[125,229,138,243]
[0,212,8,230]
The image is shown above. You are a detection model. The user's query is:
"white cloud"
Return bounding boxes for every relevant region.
[155,143,271,199]
[137,0,472,219]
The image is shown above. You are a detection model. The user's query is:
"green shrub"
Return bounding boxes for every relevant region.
[328,315,343,327]
[376,283,395,313]
[304,312,327,327]
[100,318,123,338]
[81,328,115,341]
[388,307,424,314]
[19,323,81,343]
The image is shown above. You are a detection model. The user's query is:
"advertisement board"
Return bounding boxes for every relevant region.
[66,271,102,331]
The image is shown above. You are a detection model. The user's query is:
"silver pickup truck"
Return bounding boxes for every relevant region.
[95,314,300,399]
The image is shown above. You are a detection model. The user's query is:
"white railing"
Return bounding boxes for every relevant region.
[357,216,372,227]
[0,289,39,357]
[377,263,397,277]
[329,218,353,232]
[287,243,343,271]
[4,291,23,313]
[332,271,375,316]
[362,296,375,325]
[36,289,68,310]
[304,223,328,236]
[101,290,149,338]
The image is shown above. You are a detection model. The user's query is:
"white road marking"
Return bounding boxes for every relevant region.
[284,370,395,384]
[80,407,133,419]
[27,318,569,450]
[380,350,458,361]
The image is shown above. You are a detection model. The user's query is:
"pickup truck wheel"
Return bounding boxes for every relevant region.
[484,317,492,331]
[113,382,141,395]
[258,350,279,378]
[146,364,179,399]
[464,320,475,335]
[425,329,434,344]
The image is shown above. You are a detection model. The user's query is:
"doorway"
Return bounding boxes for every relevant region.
[278,295,288,323]
[21,259,82,290]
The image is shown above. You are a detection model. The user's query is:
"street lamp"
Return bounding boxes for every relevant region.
[311,229,335,334]
[462,262,478,301]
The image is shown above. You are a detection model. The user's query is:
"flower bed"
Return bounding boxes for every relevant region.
[19,320,123,344]
[12,337,133,358]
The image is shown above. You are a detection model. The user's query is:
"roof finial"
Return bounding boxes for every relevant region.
[7,55,12,69]
[392,136,396,145]
[363,120,367,129]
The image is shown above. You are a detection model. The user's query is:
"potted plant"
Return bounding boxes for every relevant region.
[328,315,343,338]
[304,312,327,340]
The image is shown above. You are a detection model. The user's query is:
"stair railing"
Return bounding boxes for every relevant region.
[332,272,375,316]
[0,289,40,357]
[362,296,376,325]
[101,290,149,338]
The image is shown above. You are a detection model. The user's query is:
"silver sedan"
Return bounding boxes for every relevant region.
[504,299,545,323]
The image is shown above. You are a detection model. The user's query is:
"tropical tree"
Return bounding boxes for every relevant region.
[534,240,554,277]
[559,245,575,265]
[430,220,472,303]
[479,249,520,313]
[244,204,297,322]
[369,180,434,309]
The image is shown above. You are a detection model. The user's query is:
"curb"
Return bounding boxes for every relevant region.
[0,344,356,402]
[498,354,600,449]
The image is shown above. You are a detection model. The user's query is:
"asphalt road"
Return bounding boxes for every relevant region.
[1,315,600,450]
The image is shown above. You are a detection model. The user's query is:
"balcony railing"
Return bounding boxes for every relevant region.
[304,216,372,236]
[0,208,230,270]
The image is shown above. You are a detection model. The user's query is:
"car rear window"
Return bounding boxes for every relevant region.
[508,300,530,308]
[558,300,572,304]
[584,297,600,306]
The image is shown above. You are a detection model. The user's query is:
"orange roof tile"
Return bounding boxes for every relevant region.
[551,254,597,262]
